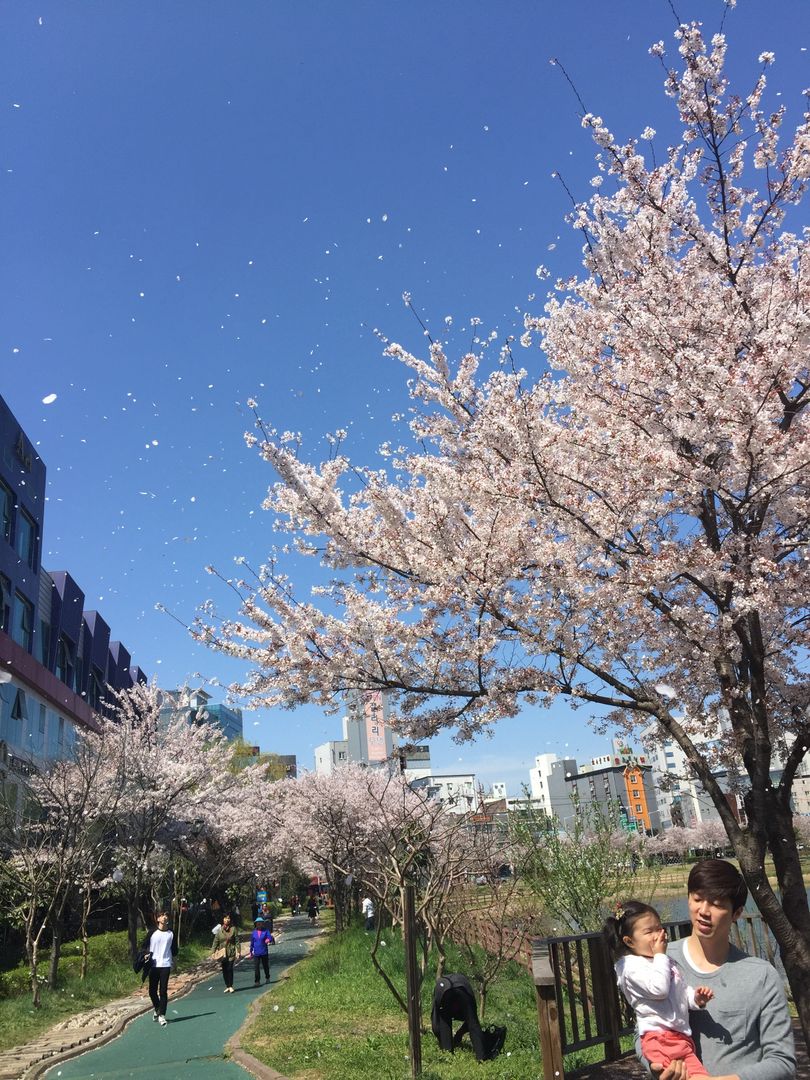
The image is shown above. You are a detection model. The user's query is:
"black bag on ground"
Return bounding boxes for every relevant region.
[430,973,507,1062]
[482,1023,507,1060]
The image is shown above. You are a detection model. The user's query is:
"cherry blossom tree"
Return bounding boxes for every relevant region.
[794,815,810,850]
[0,725,120,1005]
[344,772,474,1008]
[645,825,696,865]
[198,21,810,1041]
[99,682,235,958]
[204,756,293,895]
[259,763,402,931]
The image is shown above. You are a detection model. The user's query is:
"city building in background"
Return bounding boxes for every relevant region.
[229,741,297,778]
[524,740,662,835]
[158,686,244,742]
[313,689,429,776]
[528,752,560,816]
[641,724,748,829]
[0,393,146,812]
[410,771,477,814]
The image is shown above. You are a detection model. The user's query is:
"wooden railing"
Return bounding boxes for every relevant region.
[532,915,781,1079]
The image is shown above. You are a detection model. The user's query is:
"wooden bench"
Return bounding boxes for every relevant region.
[531,919,804,1078]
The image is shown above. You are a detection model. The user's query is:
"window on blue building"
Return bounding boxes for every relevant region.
[37,619,50,665]
[88,671,103,711]
[55,636,75,689]
[11,688,27,722]
[15,509,36,568]
[12,593,33,651]
[0,482,12,543]
[0,574,10,634]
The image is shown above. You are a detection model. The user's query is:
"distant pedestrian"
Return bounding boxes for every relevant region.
[290,894,299,916]
[146,912,177,1026]
[260,903,274,932]
[250,917,275,985]
[307,896,319,925]
[361,896,375,932]
[212,913,240,992]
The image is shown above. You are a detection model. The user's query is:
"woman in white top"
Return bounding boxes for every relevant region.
[146,912,177,1026]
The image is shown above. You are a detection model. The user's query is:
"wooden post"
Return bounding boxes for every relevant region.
[588,935,621,1060]
[403,884,422,1078]
[533,938,564,1080]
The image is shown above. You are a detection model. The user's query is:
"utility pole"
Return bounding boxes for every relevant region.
[403,883,422,1078]
[398,747,422,1077]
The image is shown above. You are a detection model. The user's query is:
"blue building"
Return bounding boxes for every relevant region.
[158,687,244,742]
[0,393,146,808]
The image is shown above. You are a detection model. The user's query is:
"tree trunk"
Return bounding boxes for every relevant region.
[435,944,447,981]
[79,883,92,980]
[734,790,810,1056]
[80,921,89,980]
[26,929,42,1008]
[126,891,141,961]
[331,876,347,932]
[47,918,63,989]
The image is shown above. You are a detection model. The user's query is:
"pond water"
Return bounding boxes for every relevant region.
[656,885,810,925]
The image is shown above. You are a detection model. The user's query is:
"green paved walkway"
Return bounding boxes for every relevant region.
[46,917,320,1079]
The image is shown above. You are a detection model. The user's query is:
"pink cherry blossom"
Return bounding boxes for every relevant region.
[197,23,810,1030]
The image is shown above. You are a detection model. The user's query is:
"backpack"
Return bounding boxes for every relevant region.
[482,1024,507,1060]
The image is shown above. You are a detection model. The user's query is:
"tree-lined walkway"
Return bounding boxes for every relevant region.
[20,918,319,1080]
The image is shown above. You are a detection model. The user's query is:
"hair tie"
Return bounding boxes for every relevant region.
[614,905,625,922]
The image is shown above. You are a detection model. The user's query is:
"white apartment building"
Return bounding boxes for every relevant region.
[528,752,559,816]
[410,772,477,814]
[313,738,349,775]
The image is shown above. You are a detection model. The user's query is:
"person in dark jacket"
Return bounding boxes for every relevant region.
[431,973,505,1061]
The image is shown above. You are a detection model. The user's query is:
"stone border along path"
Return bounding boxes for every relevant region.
[0,917,311,1080]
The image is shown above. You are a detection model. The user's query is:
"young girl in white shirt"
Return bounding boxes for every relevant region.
[603,900,713,1076]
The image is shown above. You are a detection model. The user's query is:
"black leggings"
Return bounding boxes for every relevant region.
[148,966,171,1016]
[253,953,269,982]
[221,957,234,988]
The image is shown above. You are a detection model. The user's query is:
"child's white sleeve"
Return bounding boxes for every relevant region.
[621,954,672,1001]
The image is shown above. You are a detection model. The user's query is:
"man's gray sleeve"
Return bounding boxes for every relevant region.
[666,940,795,1080]
[739,964,796,1080]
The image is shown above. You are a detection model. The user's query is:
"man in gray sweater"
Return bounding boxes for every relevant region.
[657,859,795,1080]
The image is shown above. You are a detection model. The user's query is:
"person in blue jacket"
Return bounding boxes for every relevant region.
[249,916,275,985]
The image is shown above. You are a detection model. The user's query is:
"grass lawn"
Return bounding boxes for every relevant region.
[241,913,602,1080]
[0,929,212,1053]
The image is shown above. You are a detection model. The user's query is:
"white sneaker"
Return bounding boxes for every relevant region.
[158,1016,168,1026]
[152,1011,158,1022]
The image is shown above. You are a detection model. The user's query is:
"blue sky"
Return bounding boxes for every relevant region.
[2,1,808,791]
